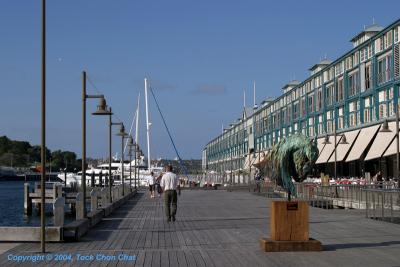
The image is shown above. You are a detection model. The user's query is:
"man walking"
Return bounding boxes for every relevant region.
[148,171,155,198]
[160,165,179,222]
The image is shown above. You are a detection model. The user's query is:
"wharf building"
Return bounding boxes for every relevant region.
[202,19,400,183]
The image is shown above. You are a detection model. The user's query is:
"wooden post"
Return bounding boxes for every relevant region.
[76,192,84,220]
[260,200,322,251]
[53,197,65,227]
[24,183,32,215]
[90,189,98,212]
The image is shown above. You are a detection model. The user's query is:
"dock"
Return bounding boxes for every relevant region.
[1,189,400,266]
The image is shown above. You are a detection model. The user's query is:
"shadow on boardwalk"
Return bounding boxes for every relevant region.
[1,189,400,267]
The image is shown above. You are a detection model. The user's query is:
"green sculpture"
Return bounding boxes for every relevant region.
[268,134,319,200]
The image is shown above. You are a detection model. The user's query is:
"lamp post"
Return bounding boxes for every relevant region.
[116,124,128,196]
[40,0,46,253]
[380,118,399,187]
[127,136,135,192]
[322,123,348,180]
[83,71,112,218]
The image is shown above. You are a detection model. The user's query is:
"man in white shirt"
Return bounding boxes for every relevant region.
[160,165,179,222]
[148,171,155,198]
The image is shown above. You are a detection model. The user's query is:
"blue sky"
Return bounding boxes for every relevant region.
[1,0,399,160]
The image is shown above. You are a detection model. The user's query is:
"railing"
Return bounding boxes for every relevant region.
[364,189,400,223]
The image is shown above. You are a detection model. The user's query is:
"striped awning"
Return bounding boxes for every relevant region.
[327,129,360,163]
[345,124,380,162]
[364,122,396,161]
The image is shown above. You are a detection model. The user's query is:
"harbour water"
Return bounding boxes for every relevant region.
[0,181,54,226]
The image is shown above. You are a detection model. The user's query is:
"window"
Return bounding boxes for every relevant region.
[308,94,314,113]
[348,71,360,96]
[326,84,334,105]
[378,54,392,84]
[365,64,372,90]
[316,88,322,111]
[395,27,399,43]
[335,79,344,102]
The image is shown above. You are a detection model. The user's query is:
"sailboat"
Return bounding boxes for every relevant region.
[58,77,185,187]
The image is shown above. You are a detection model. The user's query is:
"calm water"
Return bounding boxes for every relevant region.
[0,181,55,226]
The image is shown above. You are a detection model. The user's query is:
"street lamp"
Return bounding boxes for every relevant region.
[82,70,112,218]
[116,124,128,196]
[127,135,135,192]
[322,123,348,180]
[380,117,399,188]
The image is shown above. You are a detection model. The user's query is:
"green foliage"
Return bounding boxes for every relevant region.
[0,135,80,170]
[268,134,319,195]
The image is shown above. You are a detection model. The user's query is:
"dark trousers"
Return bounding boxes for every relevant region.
[164,190,177,219]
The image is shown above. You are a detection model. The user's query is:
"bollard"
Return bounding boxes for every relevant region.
[100,188,106,206]
[90,189,98,212]
[24,183,32,215]
[53,197,65,227]
[56,184,63,199]
[53,183,58,202]
[76,192,84,220]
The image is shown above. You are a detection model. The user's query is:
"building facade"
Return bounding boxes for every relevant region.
[203,19,400,181]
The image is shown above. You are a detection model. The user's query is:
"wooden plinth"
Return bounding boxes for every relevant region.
[260,238,322,252]
[260,200,322,252]
[271,200,309,241]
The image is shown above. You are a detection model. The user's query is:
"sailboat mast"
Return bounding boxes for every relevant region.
[135,92,140,153]
[144,78,151,171]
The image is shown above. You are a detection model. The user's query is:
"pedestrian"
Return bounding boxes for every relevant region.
[148,171,155,198]
[160,165,179,222]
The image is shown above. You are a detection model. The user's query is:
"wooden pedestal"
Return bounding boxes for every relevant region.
[260,200,322,252]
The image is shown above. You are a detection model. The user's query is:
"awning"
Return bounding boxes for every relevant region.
[327,129,360,163]
[316,136,342,164]
[383,136,400,157]
[345,124,380,162]
[253,151,269,168]
[316,137,326,155]
[382,124,400,157]
[364,122,396,161]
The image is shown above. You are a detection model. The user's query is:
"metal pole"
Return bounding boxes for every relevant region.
[396,104,399,188]
[134,144,137,189]
[82,70,87,218]
[334,121,337,180]
[40,0,46,253]
[129,150,132,192]
[121,136,125,196]
[109,108,112,202]
[144,78,151,171]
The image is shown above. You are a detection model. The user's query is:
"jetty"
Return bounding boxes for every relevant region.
[1,189,400,266]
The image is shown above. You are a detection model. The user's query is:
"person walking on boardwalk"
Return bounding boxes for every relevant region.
[147,171,156,198]
[160,165,179,222]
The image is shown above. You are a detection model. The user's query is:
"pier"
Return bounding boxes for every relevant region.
[1,189,400,266]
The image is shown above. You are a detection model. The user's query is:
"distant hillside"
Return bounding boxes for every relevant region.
[151,159,202,174]
[0,135,81,171]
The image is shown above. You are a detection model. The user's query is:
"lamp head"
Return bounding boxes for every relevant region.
[116,124,128,137]
[340,135,348,144]
[380,120,392,132]
[322,135,331,144]
[127,136,135,147]
[92,98,113,116]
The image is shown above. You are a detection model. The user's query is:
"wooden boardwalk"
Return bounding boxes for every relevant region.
[1,189,400,266]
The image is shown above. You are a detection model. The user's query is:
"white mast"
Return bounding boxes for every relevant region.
[253,81,257,108]
[135,92,140,165]
[243,90,246,108]
[144,78,151,171]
